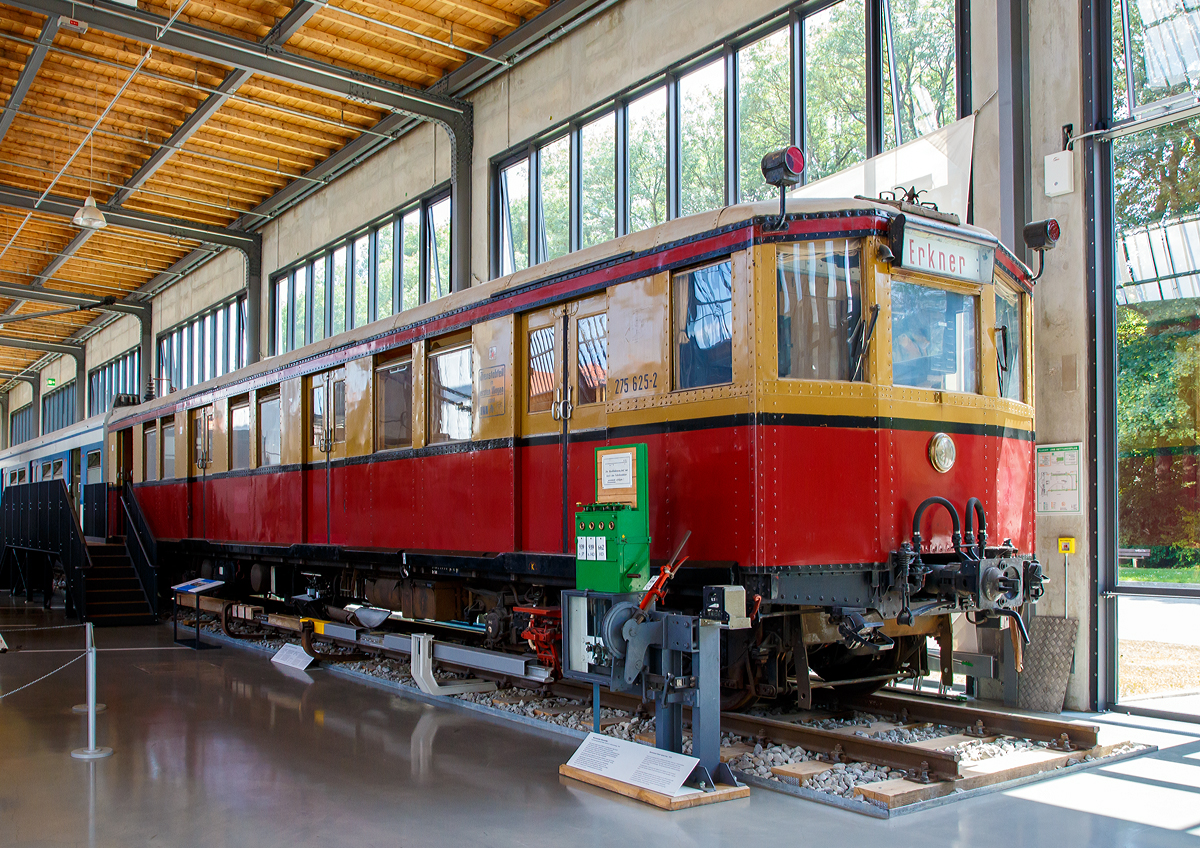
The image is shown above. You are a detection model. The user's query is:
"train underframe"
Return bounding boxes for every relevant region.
[175,500,1045,708]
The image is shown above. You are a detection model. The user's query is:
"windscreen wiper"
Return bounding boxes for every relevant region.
[851,304,881,382]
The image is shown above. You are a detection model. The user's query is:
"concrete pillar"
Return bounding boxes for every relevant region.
[30,377,40,439]
[0,392,8,450]
[71,351,85,425]
[139,311,153,401]
[243,239,263,366]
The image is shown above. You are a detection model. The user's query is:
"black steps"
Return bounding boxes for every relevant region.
[83,542,156,626]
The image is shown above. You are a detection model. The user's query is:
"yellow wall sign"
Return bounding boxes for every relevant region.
[1057,537,1076,554]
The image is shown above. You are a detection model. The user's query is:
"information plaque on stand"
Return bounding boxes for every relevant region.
[172,578,225,650]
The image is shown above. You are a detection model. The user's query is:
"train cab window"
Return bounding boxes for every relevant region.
[52,459,64,479]
[144,424,157,482]
[428,343,473,444]
[577,313,608,404]
[230,398,250,470]
[160,420,174,480]
[41,461,51,480]
[375,357,413,450]
[528,326,556,413]
[776,240,865,381]
[890,281,979,393]
[312,369,346,449]
[86,450,102,485]
[995,285,1024,402]
[17,468,26,484]
[258,392,281,466]
[672,259,733,390]
[7,470,15,486]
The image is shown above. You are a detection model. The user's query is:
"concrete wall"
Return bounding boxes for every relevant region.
[1027,0,1090,710]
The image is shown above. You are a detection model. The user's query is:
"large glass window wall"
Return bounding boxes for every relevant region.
[492,0,965,278]
[156,296,247,395]
[270,190,452,357]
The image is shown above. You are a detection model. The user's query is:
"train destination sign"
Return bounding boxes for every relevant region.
[897,224,995,284]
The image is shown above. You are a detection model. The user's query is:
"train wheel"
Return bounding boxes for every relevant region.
[720,685,757,711]
[807,636,920,698]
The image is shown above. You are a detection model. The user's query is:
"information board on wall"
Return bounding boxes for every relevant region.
[1036,442,1084,515]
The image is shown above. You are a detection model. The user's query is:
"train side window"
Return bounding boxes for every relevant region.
[776,240,865,381]
[528,326,556,413]
[41,461,51,480]
[375,357,413,450]
[52,459,64,479]
[86,450,102,485]
[17,468,26,484]
[258,391,281,466]
[230,397,250,470]
[577,313,608,404]
[160,419,174,480]
[311,378,325,447]
[428,343,473,444]
[144,424,158,482]
[311,369,346,448]
[672,259,733,390]
[995,285,1024,402]
[891,280,979,393]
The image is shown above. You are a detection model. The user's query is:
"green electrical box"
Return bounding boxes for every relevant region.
[574,443,651,593]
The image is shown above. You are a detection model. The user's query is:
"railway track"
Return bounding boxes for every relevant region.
[182,599,1133,813]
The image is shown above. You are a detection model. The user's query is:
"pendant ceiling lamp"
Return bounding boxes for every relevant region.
[72,134,107,230]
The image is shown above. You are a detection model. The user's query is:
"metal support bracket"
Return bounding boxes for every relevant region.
[410,633,497,697]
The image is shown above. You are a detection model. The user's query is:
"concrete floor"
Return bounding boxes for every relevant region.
[2,594,1199,848]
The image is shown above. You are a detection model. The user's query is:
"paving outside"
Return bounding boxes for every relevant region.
[1117,597,1200,715]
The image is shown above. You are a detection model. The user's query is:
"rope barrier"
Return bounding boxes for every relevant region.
[0,652,85,701]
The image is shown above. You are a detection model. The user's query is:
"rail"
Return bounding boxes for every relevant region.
[120,483,158,615]
[0,480,91,617]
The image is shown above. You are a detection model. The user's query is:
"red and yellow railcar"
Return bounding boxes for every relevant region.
[109,196,1041,702]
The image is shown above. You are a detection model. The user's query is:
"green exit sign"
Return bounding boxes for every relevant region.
[47,378,56,387]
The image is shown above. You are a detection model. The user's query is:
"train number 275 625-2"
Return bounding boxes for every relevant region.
[613,372,658,395]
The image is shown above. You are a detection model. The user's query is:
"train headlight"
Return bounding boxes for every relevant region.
[928,433,956,473]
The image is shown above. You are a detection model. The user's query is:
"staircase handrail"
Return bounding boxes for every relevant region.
[0,480,92,617]
[119,484,158,618]
[118,490,157,615]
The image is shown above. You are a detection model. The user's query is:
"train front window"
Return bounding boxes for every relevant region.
[890,280,979,393]
[995,285,1024,402]
[776,240,865,381]
[673,259,733,390]
[429,344,473,444]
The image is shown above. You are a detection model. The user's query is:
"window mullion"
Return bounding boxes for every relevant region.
[793,10,806,185]
[530,146,543,264]
[956,0,972,118]
[615,106,629,237]
[865,0,884,158]
[725,44,738,205]
[667,75,681,220]
[569,125,582,253]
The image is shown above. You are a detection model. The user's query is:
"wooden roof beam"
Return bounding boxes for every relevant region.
[0,16,59,146]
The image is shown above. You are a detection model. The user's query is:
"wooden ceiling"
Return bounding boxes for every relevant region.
[0,0,548,378]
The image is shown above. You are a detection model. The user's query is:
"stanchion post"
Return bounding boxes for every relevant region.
[71,622,113,760]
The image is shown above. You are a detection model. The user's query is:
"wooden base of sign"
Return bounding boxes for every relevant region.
[559,764,750,810]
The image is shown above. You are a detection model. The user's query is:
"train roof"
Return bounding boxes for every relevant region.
[111,198,1034,425]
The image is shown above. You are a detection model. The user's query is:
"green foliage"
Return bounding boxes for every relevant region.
[680,61,725,216]
[881,0,956,147]
[738,29,792,203]
[628,89,666,232]
[1116,305,1196,449]
[804,0,867,181]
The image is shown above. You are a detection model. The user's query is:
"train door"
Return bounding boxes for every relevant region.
[519,294,608,552]
[69,448,81,519]
[189,406,213,538]
[308,367,347,544]
[115,429,133,486]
